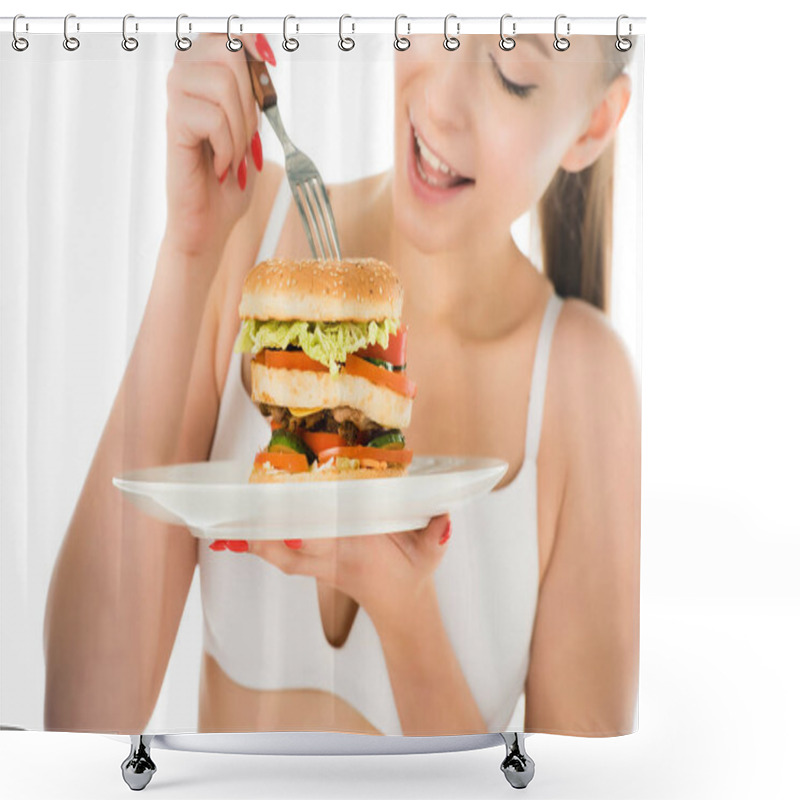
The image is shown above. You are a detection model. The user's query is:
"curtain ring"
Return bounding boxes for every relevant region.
[615,15,632,52]
[338,14,355,51]
[394,14,410,51]
[122,14,139,52]
[553,14,570,51]
[226,15,243,52]
[443,14,460,51]
[63,13,80,51]
[175,14,192,51]
[499,14,515,51]
[12,14,29,52]
[283,15,299,52]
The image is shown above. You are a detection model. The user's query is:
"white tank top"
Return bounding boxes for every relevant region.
[197,174,564,735]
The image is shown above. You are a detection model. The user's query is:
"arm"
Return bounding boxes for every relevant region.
[376,577,488,736]
[42,33,278,733]
[525,300,641,736]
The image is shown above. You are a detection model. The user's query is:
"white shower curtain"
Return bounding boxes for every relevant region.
[1,24,643,735]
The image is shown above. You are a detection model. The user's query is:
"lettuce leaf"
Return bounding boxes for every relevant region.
[235,318,399,374]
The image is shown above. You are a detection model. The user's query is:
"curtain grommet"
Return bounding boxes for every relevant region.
[121,14,139,52]
[283,15,299,52]
[12,14,29,52]
[175,14,192,51]
[553,14,570,52]
[338,14,355,51]
[499,14,516,51]
[394,14,410,51]
[443,14,460,51]
[226,15,243,52]
[63,13,80,52]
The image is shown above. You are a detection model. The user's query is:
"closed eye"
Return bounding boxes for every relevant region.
[489,53,537,99]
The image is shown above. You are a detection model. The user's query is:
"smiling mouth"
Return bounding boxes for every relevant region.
[411,122,474,189]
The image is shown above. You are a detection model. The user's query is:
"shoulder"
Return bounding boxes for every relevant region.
[549,297,640,428]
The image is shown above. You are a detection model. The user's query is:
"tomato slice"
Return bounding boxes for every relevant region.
[344,355,417,398]
[258,350,327,372]
[355,324,407,367]
[300,430,347,455]
[253,450,309,473]
[316,446,414,466]
[257,349,417,398]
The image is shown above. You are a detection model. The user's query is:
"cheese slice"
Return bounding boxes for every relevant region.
[288,406,324,417]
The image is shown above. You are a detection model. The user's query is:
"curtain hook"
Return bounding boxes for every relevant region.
[553,14,570,51]
[338,14,355,51]
[63,13,80,51]
[175,14,192,51]
[394,14,410,51]
[443,14,460,51]
[616,15,632,52]
[499,14,516,51]
[283,15,299,52]
[122,14,139,52]
[227,15,243,52]
[12,14,29,52]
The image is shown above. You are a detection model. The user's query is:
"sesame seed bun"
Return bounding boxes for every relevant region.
[239,257,403,322]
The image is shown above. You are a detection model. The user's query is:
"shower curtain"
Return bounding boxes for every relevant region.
[0,16,644,738]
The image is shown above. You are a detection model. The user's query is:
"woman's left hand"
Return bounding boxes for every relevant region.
[209,514,452,630]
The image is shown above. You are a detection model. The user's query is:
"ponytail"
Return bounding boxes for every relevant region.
[538,145,616,313]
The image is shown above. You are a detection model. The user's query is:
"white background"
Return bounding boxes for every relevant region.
[1,2,799,800]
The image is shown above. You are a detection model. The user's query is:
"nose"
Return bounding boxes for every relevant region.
[422,57,471,135]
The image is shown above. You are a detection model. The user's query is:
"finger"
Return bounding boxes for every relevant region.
[417,514,452,550]
[227,34,263,138]
[171,61,250,173]
[248,540,321,578]
[167,92,235,179]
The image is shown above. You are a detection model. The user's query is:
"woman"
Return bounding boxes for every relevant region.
[43,31,639,738]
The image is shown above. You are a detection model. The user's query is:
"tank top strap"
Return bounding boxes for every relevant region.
[254,171,292,264]
[526,292,564,463]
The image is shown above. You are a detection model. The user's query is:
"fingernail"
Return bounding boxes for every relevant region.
[237,158,247,190]
[256,34,276,66]
[209,540,227,551]
[251,131,263,172]
[284,539,303,550]
[218,167,229,184]
[438,521,452,546]
[227,540,249,552]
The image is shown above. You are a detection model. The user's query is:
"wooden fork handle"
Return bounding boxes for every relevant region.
[245,48,278,111]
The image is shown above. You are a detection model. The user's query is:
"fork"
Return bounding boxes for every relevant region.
[245,50,342,261]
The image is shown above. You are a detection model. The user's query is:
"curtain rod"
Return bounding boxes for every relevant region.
[0,16,646,37]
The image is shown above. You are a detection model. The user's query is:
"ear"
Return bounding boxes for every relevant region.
[560,72,632,173]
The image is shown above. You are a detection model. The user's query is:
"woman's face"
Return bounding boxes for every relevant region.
[393,34,609,254]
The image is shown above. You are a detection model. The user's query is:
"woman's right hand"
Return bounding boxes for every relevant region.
[164,33,271,265]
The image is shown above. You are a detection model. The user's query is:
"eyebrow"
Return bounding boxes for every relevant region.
[517,35,552,60]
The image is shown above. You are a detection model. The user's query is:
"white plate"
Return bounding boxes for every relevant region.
[112,456,507,540]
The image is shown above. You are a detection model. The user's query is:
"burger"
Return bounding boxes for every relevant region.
[234,257,417,482]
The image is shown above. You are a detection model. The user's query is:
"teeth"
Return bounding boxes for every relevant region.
[414,128,458,177]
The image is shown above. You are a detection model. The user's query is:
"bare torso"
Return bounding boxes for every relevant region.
[198,165,560,733]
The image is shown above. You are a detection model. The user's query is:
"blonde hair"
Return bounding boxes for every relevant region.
[538,38,635,312]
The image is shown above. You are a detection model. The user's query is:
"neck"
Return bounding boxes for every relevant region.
[378,174,535,336]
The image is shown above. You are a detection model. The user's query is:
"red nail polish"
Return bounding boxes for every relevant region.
[438,521,452,546]
[284,539,303,550]
[256,33,276,66]
[218,167,229,184]
[251,131,263,172]
[237,158,247,190]
[209,540,227,551]
[227,540,249,552]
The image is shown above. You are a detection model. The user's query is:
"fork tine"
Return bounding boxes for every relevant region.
[305,179,334,260]
[298,181,327,260]
[311,178,341,261]
[313,178,342,260]
[290,182,319,259]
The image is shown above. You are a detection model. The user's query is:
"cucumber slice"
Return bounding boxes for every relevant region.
[367,430,406,450]
[269,429,314,463]
[361,356,406,372]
